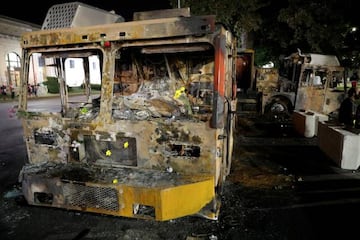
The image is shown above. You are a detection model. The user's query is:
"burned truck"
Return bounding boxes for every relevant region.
[237,49,346,119]
[265,50,345,116]
[17,3,238,221]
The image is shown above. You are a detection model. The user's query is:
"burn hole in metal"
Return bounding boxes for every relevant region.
[34,192,54,204]
[84,136,137,166]
[34,130,56,145]
[133,203,155,218]
[170,144,200,157]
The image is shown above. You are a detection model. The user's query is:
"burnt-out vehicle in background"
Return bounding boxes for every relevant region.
[17,2,238,221]
[237,49,346,120]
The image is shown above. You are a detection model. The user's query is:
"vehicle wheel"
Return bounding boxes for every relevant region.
[264,96,293,121]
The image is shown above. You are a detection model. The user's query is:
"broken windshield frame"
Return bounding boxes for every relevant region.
[23,49,103,118]
[111,44,215,122]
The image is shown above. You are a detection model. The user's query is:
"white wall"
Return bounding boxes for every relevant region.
[0,36,21,85]
[0,16,40,86]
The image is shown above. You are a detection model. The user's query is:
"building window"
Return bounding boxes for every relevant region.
[5,52,21,86]
[6,52,20,69]
[38,57,45,67]
[69,59,75,68]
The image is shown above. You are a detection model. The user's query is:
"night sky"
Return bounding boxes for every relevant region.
[0,0,172,25]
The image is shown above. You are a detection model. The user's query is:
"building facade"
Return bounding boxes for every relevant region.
[0,15,40,90]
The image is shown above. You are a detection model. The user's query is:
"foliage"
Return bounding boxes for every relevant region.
[42,78,101,94]
[43,77,59,93]
[168,0,360,68]
[254,47,280,67]
[169,0,267,46]
[277,1,347,54]
[90,84,101,91]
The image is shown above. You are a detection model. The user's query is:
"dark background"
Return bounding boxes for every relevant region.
[0,0,172,25]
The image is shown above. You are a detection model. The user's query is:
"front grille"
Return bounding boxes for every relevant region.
[63,183,119,212]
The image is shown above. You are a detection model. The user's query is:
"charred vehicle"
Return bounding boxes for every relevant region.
[17,3,238,221]
[237,49,346,119]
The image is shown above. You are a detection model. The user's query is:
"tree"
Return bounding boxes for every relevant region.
[277,1,347,53]
[169,0,360,68]
[169,0,268,49]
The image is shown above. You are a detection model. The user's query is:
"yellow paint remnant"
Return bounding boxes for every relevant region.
[174,86,185,99]
[106,149,112,156]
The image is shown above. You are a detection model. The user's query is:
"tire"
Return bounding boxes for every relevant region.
[264,96,293,121]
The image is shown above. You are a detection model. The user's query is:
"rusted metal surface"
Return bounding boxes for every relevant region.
[17,5,237,221]
[21,15,216,48]
[294,64,345,114]
[256,68,278,93]
[256,68,279,113]
[133,8,191,21]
